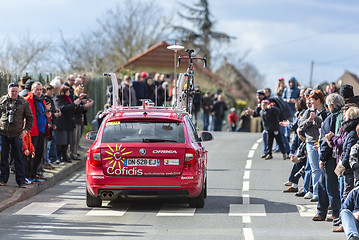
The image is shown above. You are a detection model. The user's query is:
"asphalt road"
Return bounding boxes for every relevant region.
[0,132,346,240]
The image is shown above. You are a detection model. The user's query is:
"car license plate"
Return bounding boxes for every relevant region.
[124,159,160,167]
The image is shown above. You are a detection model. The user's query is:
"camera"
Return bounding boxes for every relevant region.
[294,165,305,178]
[7,102,15,124]
[8,109,14,124]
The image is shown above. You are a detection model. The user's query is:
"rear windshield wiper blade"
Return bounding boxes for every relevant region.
[142,138,177,143]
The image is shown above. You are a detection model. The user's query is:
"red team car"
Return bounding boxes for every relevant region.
[85,74,213,208]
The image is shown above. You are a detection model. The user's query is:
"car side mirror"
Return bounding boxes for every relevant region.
[201,131,213,142]
[86,131,98,141]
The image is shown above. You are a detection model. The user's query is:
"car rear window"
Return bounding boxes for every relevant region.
[101,121,185,143]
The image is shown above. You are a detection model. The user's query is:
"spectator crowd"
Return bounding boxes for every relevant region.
[102,71,237,132]
[0,74,93,187]
[3,70,359,239]
[246,76,359,240]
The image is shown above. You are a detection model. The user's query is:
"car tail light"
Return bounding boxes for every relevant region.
[185,148,196,167]
[90,148,102,167]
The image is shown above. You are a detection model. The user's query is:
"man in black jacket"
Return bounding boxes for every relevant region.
[260,100,287,160]
[0,83,33,187]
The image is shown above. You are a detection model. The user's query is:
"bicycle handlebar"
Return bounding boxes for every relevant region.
[177,49,207,68]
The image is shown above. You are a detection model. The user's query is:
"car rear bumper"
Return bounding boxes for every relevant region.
[86,161,203,199]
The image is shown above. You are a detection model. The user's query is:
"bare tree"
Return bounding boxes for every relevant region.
[238,62,264,89]
[173,0,234,68]
[57,1,171,73]
[0,34,52,75]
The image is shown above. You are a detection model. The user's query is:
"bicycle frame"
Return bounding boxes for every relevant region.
[176,49,207,113]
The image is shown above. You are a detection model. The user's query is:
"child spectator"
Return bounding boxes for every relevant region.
[22,128,35,184]
[260,100,287,160]
[227,107,239,132]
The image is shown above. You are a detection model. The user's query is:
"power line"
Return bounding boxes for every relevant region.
[316,54,359,65]
[263,53,359,78]
[249,21,359,53]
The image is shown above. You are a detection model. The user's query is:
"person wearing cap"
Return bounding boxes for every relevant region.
[337,84,359,134]
[132,72,148,105]
[0,82,33,188]
[276,77,286,97]
[245,89,268,156]
[19,79,35,97]
[260,99,287,160]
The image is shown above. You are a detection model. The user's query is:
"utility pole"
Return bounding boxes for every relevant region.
[309,61,314,88]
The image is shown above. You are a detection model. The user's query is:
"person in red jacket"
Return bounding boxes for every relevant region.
[22,128,35,184]
[24,82,51,183]
[227,107,239,132]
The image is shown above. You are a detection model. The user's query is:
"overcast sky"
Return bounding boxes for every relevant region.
[1,0,358,90]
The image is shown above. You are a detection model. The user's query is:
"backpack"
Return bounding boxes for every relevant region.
[268,96,292,121]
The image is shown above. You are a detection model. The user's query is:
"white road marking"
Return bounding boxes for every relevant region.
[251,143,259,150]
[14,202,66,216]
[241,138,263,239]
[296,204,318,217]
[243,170,250,180]
[247,150,255,159]
[242,181,249,191]
[229,204,266,217]
[245,160,252,169]
[86,206,129,216]
[157,204,196,217]
[242,194,250,204]
[243,228,254,240]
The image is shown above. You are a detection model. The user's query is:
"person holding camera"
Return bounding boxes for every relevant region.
[70,85,93,160]
[0,82,33,188]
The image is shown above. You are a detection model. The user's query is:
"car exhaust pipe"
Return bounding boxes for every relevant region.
[101,191,116,200]
[102,191,108,198]
[108,192,113,198]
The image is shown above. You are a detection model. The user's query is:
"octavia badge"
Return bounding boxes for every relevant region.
[139,148,146,155]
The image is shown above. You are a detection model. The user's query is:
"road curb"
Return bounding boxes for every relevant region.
[0,159,85,212]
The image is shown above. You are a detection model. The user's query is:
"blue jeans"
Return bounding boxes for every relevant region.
[202,113,210,131]
[341,209,359,239]
[339,176,345,204]
[274,126,290,153]
[317,158,341,217]
[306,142,321,198]
[46,131,58,163]
[0,135,25,185]
[289,161,305,185]
[262,130,268,154]
[303,157,312,193]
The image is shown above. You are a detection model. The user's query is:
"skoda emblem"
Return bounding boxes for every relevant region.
[139,148,146,155]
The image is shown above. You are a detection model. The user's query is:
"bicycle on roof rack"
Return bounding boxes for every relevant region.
[102,49,206,115]
[175,49,207,114]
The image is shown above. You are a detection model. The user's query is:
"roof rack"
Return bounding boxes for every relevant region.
[102,73,188,116]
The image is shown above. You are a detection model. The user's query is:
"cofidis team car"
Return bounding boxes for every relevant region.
[86,106,213,208]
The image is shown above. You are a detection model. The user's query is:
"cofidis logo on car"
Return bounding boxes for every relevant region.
[103,144,143,176]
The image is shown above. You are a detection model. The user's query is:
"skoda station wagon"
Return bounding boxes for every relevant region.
[86,107,213,208]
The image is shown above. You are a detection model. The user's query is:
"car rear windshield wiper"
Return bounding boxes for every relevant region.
[142,138,177,143]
